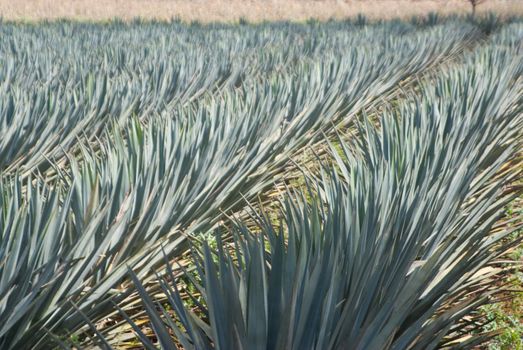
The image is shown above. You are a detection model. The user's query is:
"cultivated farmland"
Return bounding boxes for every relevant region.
[0,16,522,349]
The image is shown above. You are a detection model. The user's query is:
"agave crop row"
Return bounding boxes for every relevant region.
[120,25,523,349]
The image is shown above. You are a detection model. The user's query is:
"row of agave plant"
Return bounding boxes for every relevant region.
[114,27,523,349]
[0,19,521,349]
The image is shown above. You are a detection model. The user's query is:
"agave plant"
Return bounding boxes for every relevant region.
[117,38,523,349]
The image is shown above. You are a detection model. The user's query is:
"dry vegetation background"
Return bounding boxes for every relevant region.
[0,0,522,22]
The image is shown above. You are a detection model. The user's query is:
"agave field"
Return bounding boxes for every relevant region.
[0,17,522,349]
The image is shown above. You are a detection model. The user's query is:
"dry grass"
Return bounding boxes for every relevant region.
[0,0,522,23]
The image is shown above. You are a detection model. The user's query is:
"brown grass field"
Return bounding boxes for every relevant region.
[0,0,522,22]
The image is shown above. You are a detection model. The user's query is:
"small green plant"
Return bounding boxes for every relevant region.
[481,302,523,350]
